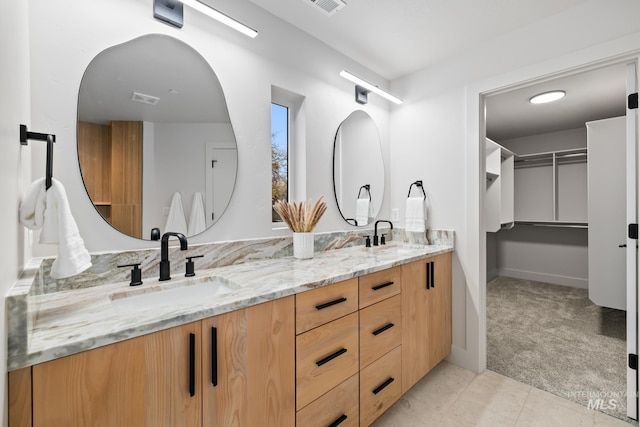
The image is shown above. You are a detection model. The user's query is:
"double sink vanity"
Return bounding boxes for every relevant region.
[8,232,453,427]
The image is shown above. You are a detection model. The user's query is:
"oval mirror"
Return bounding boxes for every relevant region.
[333,111,384,226]
[77,34,237,240]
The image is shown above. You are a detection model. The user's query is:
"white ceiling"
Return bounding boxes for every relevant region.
[246,0,627,141]
[248,0,589,80]
[485,62,628,141]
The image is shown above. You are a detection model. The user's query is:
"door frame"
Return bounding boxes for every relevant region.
[475,54,640,416]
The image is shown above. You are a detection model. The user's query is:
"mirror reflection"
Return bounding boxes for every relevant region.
[77,34,238,240]
[333,111,384,226]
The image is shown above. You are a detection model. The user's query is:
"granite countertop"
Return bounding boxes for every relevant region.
[8,242,453,371]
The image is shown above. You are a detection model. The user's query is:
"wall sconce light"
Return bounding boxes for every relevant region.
[154,0,258,38]
[339,70,403,105]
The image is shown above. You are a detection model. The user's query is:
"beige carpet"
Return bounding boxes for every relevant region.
[487,276,629,421]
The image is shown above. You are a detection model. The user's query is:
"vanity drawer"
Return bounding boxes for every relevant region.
[296,374,359,427]
[296,312,359,410]
[358,267,401,309]
[360,346,402,427]
[359,295,402,369]
[296,278,358,335]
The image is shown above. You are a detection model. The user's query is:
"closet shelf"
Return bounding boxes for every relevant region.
[515,220,588,229]
[514,148,587,169]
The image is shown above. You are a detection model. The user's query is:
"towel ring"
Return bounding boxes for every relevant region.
[407,180,426,200]
[357,184,371,201]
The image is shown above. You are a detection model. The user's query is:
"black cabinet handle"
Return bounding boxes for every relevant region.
[620,244,627,248]
[430,261,435,288]
[316,297,347,310]
[426,261,431,289]
[328,414,348,427]
[372,323,395,336]
[316,348,347,367]
[211,327,218,387]
[372,281,394,291]
[372,377,395,395]
[189,333,196,397]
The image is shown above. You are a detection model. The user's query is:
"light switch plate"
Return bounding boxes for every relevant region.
[391,208,399,221]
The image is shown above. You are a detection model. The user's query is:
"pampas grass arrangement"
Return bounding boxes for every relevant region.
[273,196,327,233]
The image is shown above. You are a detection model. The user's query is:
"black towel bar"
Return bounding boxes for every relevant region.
[20,124,55,190]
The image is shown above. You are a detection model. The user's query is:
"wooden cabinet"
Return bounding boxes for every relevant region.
[19,297,295,427]
[401,252,452,393]
[31,321,201,427]
[202,296,295,426]
[11,256,453,427]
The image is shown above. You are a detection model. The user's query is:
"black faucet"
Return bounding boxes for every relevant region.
[159,232,188,281]
[374,220,393,246]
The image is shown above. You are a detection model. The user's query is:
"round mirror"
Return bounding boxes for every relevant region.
[333,111,384,226]
[77,34,237,240]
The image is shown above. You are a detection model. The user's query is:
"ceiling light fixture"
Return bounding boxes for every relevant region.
[529,90,566,104]
[154,0,258,38]
[340,70,403,105]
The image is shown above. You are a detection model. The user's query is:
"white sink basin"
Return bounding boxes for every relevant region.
[109,276,237,315]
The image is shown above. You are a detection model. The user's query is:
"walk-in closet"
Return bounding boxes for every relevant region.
[484,61,632,421]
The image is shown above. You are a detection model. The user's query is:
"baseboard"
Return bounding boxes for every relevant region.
[498,268,588,289]
[447,345,483,374]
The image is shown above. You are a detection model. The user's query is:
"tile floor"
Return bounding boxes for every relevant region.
[372,361,635,427]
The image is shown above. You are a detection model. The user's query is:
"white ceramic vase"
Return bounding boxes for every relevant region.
[293,232,314,259]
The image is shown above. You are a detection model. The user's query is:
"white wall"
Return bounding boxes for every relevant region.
[390,0,640,372]
[28,0,391,255]
[1,1,32,425]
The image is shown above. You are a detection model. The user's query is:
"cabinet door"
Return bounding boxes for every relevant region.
[401,253,452,393]
[401,259,431,393]
[202,296,295,427]
[429,253,452,368]
[32,321,201,427]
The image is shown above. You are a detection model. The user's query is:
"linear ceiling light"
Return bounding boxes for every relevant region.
[154,0,258,38]
[340,70,403,105]
[529,90,565,104]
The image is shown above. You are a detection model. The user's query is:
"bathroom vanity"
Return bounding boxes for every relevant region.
[8,242,452,427]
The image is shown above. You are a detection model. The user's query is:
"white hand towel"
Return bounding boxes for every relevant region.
[164,192,187,235]
[405,197,426,233]
[187,192,206,236]
[355,198,370,226]
[19,178,92,279]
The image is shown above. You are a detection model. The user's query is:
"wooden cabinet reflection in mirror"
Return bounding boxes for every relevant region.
[78,121,142,238]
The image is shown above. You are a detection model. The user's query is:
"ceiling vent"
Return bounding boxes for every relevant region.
[131,92,160,106]
[305,0,346,16]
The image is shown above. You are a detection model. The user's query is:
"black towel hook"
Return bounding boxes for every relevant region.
[20,124,56,190]
[407,180,426,200]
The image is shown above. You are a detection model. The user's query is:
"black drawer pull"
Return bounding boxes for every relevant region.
[426,261,431,289]
[328,414,348,427]
[371,281,394,291]
[316,297,347,310]
[316,348,347,367]
[372,377,395,395]
[372,323,395,336]
[189,333,196,397]
[211,327,218,387]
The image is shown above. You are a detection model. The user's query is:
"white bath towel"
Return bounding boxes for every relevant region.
[19,178,92,279]
[355,198,370,226]
[187,192,206,236]
[164,192,188,235]
[405,196,427,233]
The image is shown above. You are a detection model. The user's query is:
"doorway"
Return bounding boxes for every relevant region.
[482,60,636,421]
